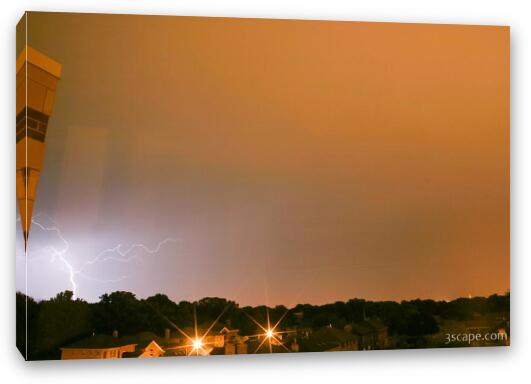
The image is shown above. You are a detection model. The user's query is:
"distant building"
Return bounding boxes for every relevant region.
[219,327,248,355]
[300,326,359,352]
[290,339,300,352]
[165,326,228,356]
[293,327,313,340]
[366,320,389,348]
[299,320,388,353]
[433,312,510,347]
[223,342,248,355]
[219,327,241,344]
[123,339,165,358]
[247,340,291,354]
[346,320,389,350]
[162,326,252,356]
[61,331,171,360]
[60,334,137,360]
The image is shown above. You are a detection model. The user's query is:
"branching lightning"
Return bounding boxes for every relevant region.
[75,238,176,275]
[19,214,177,299]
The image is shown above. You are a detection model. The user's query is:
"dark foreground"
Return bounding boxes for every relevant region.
[16,291,509,360]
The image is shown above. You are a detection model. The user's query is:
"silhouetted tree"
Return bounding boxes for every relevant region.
[34,290,91,359]
[16,292,39,360]
[16,290,509,359]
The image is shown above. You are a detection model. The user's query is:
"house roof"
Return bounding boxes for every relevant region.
[121,340,165,358]
[62,332,168,351]
[61,334,138,350]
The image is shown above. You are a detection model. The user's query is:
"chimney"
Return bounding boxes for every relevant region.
[164,328,170,340]
[291,339,299,353]
[112,330,119,338]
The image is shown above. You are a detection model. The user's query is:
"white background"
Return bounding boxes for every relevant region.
[0,1,528,383]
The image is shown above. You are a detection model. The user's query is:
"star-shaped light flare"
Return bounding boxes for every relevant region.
[244,307,294,353]
[156,302,232,356]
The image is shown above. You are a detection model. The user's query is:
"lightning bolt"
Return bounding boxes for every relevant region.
[23,217,79,296]
[19,214,177,300]
[75,238,177,275]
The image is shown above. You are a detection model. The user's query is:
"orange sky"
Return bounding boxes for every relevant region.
[18,13,509,304]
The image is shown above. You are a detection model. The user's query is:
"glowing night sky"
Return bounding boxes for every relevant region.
[16,12,509,305]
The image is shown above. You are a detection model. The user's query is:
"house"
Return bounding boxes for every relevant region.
[121,332,167,358]
[366,320,389,349]
[346,320,388,350]
[61,331,168,360]
[60,334,137,360]
[219,326,240,343]
[246,339,291,354]
[300,326,359,352]
[138,340,165,357]
[289,326,313,341]
[219,326,248,354]
[165,326,224,355]
[223,341,248,355]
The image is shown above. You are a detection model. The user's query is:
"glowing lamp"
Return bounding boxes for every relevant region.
[192,338,203,350]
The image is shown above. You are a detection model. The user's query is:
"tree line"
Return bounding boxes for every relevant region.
[16,291,509,360]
